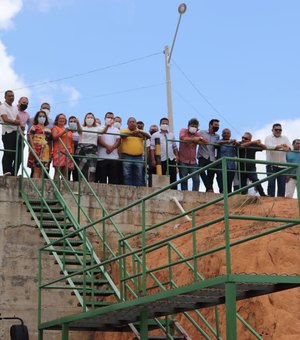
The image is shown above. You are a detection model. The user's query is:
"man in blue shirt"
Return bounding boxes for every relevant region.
[286,139,300,198]
[216,128,238,194]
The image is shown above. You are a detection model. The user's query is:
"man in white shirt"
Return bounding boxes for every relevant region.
[150,117,179,189]
[96,112,121,184]
[265,123,291,196]
[0,90,21,175]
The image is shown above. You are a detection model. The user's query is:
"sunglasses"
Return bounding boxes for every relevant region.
[274,129,282,132]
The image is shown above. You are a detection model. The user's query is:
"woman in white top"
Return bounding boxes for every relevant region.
[76,112,106,182]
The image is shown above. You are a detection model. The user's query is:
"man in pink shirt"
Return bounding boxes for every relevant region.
[178,118,207,191]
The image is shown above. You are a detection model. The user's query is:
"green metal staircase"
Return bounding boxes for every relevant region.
[18,135,300,340]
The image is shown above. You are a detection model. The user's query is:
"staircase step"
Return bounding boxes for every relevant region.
[60,267,95,274]
[71,278,108,286]
[72,289,115,296]
[29,205,63,213]
[46,239,83,247]
[56,258,94,265]
[78,301,114,307]
[27,199,60,205]
[46,249,89,255]
[41,221,74,229]
[45,230,77,238]
[34,213,69,221]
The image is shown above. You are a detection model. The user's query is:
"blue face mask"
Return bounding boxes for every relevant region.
[68,122,77,130]
[38,116,46,124]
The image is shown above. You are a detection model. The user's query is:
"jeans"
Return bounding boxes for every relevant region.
[216,166,235,194]
[179,162,200,191]
[198,157,217,192]
[122,154,145,186]
[266,165,286,197]
[161,159,177,190]
[240,167,266,196]
[96,159,120,184]
[2,131,22,175]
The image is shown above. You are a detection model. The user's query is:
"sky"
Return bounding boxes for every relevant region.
[0,0,300,180]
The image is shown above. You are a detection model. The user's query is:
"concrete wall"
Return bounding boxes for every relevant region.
[0,176,213,339]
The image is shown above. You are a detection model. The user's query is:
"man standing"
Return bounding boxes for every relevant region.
[120,117,150,186]
[17,97,30,133]
[96,112,121,184]
[197,119,220,192]
[178,118,207,191]
[0,90,21,175]
[216,128,238,194]
[285,139,300,198]
[238,132,267,196]
[150,117,179,189]
[265,123,291,197]
[147,124,159,187]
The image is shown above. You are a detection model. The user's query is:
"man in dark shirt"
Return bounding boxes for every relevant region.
[238,132,267,196]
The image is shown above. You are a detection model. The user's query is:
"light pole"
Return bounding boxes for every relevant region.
[164,3,187,132]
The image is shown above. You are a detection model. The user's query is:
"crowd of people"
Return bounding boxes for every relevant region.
[1,89,299,198]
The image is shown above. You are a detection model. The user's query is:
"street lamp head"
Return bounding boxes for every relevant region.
[178,3,187,15]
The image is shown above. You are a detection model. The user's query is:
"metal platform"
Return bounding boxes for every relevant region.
[40,274,300,332]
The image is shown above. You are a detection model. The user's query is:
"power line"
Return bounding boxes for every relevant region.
[173,88,208,121]
[172,59,242,135]
[0,51,162,94]
[31,82,166,109]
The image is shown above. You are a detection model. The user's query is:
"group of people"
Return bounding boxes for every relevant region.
[0,89,299,198]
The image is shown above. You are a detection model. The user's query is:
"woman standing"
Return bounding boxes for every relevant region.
[52,113,77,180]
[27,110,52,178]
[76,112,106,182]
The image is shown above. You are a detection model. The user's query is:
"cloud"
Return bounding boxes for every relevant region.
[0,40,30,101]
[253,118,300,143]
[61,85,81,106]
[29,0,74,12]
[0,0,23,30]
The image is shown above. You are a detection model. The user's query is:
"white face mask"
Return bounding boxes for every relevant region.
[42,108,50,116]
[114,122,121,129]
[68,122,77,130]
[38,116,46,125]
[189,126,197,134]
[86,118,94,126]
[105,118,113,125]
[160,124,169,131]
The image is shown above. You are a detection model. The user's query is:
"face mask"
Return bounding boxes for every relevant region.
[114,122,121,129]
[42,109,50,116]
[150,130,158,135]
[106,118,113,124]
[189,127,197,134]
[19,104,28,111]
[38,116,46,124]
[212,126,219,133]
[160,124,169,131]
[69,122,77,130]
[86,118,94,126]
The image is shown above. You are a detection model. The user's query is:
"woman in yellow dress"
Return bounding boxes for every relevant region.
[27,110,52,178]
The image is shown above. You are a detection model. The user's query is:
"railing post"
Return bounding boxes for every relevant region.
[139,308,148,339]
[61,323,69,340]
[141,200,147,296]
[296,164,300,216]
[222,158,232,275]
[225,282,237,340]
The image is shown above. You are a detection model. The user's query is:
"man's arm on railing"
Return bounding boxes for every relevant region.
[1,112,20,125]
